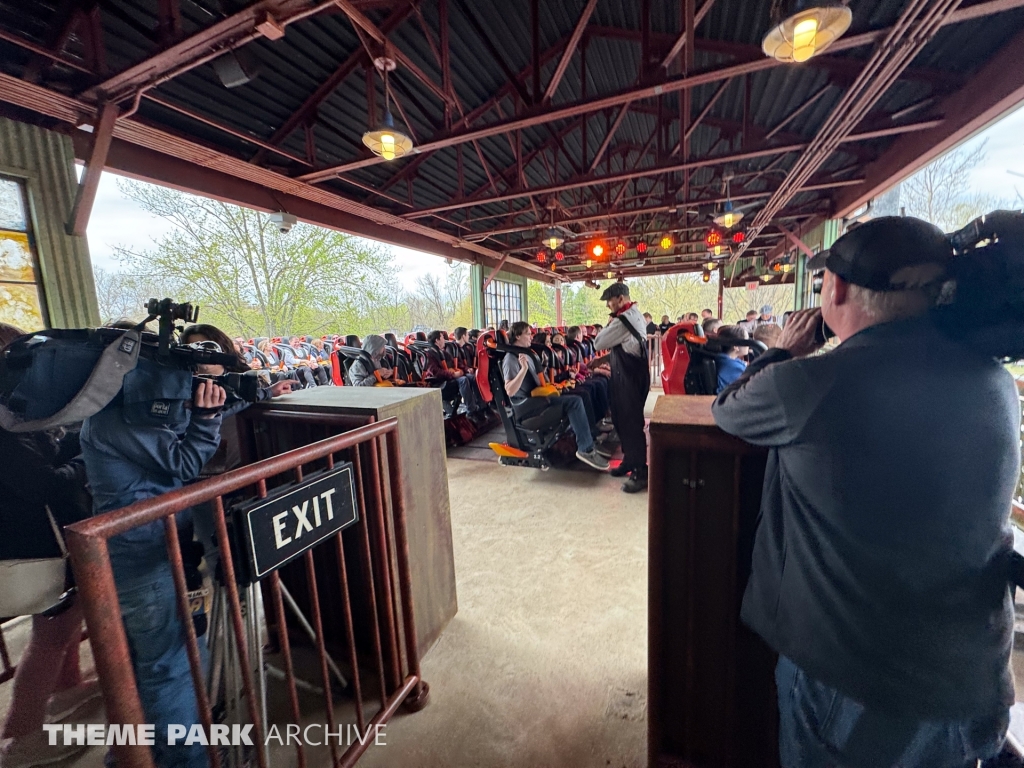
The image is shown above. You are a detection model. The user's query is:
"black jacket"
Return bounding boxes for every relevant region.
[0,428,91,559]
[712,316,1019,719]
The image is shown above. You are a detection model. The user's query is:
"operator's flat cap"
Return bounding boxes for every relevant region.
[599,282,630,301]
[807,216,952,291]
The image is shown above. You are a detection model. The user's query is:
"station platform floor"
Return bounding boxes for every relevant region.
[4,389,1023,767]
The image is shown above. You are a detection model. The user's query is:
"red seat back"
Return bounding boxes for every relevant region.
[661,322,701,395]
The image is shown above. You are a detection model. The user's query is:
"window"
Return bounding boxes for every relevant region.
[484,279,522,327]
[0,176,46,330]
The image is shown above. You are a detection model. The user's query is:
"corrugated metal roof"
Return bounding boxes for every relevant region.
[1,0,1022,276]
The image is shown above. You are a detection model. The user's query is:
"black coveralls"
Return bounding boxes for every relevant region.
[608,316,650,473]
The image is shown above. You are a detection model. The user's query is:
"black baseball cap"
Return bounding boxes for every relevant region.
[599,282,630,301]
[806,216,952,291]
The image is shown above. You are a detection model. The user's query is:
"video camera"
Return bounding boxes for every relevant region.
[935,210,1024,361]
[0,298,261,432]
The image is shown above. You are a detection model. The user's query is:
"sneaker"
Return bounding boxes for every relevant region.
[622,470,649,494]
[0,733,89,768]
[575,448,610,471]
[609,463,631,477]
[46,679,102,722]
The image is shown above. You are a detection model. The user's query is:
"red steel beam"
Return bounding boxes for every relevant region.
[333,0,452,107]
[588,102,632,173]
[832,25,1024,219]
[543,0,598,104]
[764,83,831,141]
[307,1,1022,185]
[402,120,936,218]
[82,0,332,102]
[659,0,716,70]
[255,3,416,160]
[67,101,119,236]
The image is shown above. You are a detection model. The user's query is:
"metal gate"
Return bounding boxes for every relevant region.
[64,417,426,768]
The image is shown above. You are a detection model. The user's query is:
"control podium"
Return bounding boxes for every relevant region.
[648,396,777,768]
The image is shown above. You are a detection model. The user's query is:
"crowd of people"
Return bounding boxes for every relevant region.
[2,209,1021,768]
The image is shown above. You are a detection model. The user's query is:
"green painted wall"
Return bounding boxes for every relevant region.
[470,263,528,328]
[0,117,98,328]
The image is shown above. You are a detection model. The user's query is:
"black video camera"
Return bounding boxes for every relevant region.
[0,298,261,429]
[934,210,1024,361]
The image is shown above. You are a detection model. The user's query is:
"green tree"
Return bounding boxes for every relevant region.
[722,282,795,323]
[114,181,395,338]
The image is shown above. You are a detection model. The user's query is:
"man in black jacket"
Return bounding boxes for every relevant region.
[713,217,1019,768]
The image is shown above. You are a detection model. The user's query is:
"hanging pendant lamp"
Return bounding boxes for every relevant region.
[714,173,745,228]
[762,1,852,63]
[362,57,413,161]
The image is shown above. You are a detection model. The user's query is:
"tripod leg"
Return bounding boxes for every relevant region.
[278,582,350,690]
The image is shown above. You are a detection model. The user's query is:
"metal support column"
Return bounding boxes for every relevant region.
[555,284,563,327]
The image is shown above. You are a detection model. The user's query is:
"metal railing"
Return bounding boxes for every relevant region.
[65,418,426,768]
[649,333,663,386]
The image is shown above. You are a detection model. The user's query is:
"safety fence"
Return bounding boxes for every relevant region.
[64,417,426,768]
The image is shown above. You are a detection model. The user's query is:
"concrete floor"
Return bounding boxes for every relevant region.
[358,457,649,768]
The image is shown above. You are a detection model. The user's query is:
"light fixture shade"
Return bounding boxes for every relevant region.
[542,227,565,250]
[362,111,413,161]
[762,2,852,63]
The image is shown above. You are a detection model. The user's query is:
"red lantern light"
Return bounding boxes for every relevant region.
[705,229,723,248]
[554,250,564,261]
[732,230,746,244]
[591,242,605,258]
[636,241,648,254]
[614,241,627,256]
[537,251,547,262]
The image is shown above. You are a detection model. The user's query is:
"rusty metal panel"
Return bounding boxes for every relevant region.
[0,116,99,328]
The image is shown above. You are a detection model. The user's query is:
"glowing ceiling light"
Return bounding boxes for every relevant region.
[586,259,593,268]
[362,59,414,161]
[659,235,673,250]
[762,3,853,64]
[702,269,712,283]
[636,241,648,254]
[713,245,722,256]
[705,261,716,271]
[591,243,604,258]
[614,241,627,256]
[542,227,565,250]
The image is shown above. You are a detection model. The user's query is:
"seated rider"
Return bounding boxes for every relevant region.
[501,322,608,471]
[347,335,394,386]
[424,330,486,416]
[711,324,749,393]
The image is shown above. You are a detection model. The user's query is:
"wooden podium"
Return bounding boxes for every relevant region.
[648,396,779,768]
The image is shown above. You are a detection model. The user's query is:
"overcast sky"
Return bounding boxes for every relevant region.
[85,103,1024,286]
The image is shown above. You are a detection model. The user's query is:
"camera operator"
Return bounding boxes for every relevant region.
[79,339,229,768]
[712,217,1018,768]
[0,324,97,767]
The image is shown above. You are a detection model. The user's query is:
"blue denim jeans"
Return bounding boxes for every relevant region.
[117,566,208,768]
[776,656,1007,768]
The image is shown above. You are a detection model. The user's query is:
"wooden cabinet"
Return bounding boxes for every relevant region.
[237,386,457,659]
[648,396,778,768]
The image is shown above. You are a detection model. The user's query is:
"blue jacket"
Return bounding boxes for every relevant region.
[712,353,746,393]
[80,406,222,585]
[712,316,1019,719]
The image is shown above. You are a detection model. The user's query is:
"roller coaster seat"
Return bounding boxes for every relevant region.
[476,332,574,470]
[334,346,396,387]
[662,323,768,395]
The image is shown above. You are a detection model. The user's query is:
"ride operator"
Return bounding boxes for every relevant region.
[594,282,651,493]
